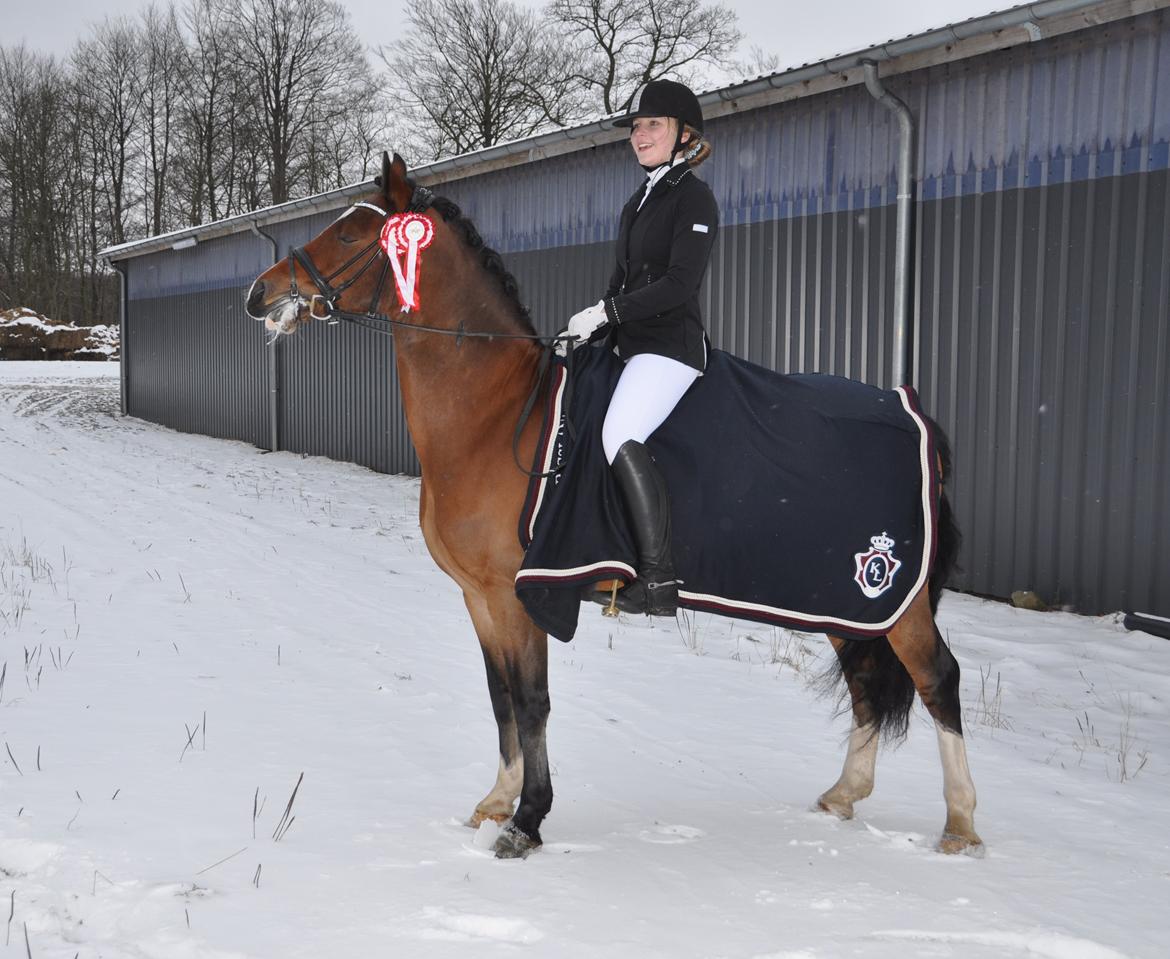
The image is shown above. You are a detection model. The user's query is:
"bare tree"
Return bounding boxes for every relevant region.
[177,0,244,223]
[73,19,145,246]
[140,3,187,236]
[381,0,587,161]
[302,84,387,194]
[737,44,782,80]
[0,45,116,325]
[230,0,376,204]
[0,46,71,314]
[546,0,741,114]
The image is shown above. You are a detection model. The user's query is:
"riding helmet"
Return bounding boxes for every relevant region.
[612,79,704,134]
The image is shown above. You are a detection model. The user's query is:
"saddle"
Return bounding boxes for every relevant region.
[515,344,940,643]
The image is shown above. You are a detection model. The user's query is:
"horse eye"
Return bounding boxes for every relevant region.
[338,233,357,245]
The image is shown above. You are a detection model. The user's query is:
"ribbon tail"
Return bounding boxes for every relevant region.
[387,245,410,313]
[405,239,420,311]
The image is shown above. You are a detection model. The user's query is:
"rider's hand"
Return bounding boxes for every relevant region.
[567,300,609,345]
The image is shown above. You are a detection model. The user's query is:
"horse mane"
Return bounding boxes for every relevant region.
[418,186,537,336]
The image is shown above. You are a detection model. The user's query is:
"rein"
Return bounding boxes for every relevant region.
[285,186,577,480]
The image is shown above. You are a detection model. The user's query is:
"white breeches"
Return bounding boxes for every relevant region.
[601,353,700,464]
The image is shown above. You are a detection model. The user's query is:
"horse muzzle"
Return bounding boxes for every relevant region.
[245,278,270,319]
[246,278,312,335]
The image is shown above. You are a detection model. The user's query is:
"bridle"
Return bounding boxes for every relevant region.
[288,201,394,325]
[282,184,578,478]
[286,186,434,327]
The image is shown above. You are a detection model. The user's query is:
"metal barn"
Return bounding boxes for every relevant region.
[103,0,1170,618]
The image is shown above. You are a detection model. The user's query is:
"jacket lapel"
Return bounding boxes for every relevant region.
[617,165,690,283]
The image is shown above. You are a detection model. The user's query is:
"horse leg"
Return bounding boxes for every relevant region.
[464,594,524,827]
[886,589,982,854]
[816,637,879,819]
[464,588,552,859]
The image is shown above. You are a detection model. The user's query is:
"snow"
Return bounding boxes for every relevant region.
[0,360,1166,958]
[0,309,65,334]
[0,311,119,358]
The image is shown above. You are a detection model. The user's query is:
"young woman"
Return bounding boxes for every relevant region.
[567,79,718,616]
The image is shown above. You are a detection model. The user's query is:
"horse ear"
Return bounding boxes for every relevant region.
[381,151,412,211]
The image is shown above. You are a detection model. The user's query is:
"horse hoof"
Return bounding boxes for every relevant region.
[467,809,512,828]
[815,796,855,820]
[938,832,985,856]
[492,823,541,860]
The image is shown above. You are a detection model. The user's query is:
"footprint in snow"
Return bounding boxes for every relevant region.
[415,906,543,944]
[863,822,928,849]
[638,823,705,844]
[0,839,63,876]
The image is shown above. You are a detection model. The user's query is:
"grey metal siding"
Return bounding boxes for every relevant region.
[915,170,1170,615]
[277,320,416,475]
[125,286,268,447]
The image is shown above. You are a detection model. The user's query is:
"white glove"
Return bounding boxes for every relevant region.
[567,300,609,344]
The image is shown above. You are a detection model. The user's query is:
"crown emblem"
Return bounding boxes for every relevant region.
[854,531,902,599]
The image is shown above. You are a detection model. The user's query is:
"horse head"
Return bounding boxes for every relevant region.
[245,151,433,336]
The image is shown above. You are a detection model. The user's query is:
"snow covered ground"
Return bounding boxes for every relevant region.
[1,361,1166,959]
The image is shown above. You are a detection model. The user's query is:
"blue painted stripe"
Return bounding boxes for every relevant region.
[129,277,254,301]
[482,156,1168,256]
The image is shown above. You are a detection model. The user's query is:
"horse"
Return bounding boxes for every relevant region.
[245,151,982,860]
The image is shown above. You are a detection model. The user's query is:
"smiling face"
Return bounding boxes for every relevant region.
[629,116,688,167]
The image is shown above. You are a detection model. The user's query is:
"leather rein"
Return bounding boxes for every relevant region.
[284,185,576,479]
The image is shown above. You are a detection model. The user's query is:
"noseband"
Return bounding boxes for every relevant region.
[287,186,435,322]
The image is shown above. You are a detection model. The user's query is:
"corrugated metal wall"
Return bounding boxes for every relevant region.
[125,286,268,447]
[277,320,414,474]
[122,8,1170,615]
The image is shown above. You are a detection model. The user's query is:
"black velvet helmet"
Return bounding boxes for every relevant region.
[612,80,704,134]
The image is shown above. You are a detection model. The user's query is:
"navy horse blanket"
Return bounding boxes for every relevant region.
[515,344,940,643]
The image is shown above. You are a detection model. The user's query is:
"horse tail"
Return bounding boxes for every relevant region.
[822,634,916,744]
[926,416,962,615]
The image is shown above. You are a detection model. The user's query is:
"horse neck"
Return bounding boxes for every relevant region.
[390,267,542,475]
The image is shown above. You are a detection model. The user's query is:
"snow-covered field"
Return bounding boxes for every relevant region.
[1,361,1166,959]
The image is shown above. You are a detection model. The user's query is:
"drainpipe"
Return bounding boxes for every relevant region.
[109,259,129,416]
[250,220,281,454]
[862,60,915,388]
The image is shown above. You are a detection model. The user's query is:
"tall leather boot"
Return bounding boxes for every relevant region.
[611,440,679,616]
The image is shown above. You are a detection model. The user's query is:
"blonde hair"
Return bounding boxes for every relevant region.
[682,123,712,167]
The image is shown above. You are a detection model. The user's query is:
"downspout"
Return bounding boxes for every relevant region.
[250,220,281,454]
[109,259,129,416]
[862,60,916,388]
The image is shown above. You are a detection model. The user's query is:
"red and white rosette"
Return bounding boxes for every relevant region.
[379,213,435,312]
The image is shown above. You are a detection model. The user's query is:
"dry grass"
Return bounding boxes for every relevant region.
[968,664,1012,731]
[1072,700,1150,783]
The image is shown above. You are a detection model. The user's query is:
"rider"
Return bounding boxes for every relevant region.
[567,79,718,617]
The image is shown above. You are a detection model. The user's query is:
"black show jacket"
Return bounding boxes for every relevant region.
[602,161,719,372]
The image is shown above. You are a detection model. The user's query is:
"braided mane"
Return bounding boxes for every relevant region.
[423,190,537,336]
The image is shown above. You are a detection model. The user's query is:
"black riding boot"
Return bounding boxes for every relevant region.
[611,440,679,616]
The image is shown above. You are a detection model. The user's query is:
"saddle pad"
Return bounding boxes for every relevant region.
[515,344,939,643]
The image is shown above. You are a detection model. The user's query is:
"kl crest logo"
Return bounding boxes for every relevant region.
[853,531,902,599]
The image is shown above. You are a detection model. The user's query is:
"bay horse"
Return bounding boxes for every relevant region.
[245,152,982,859]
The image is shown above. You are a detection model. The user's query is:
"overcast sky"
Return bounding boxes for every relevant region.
[9,0,1002,74]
